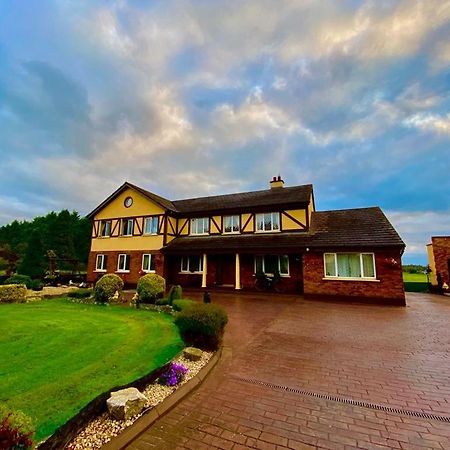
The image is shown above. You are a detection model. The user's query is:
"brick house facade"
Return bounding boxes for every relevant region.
[86,178,406,305]
[427,237,450,287]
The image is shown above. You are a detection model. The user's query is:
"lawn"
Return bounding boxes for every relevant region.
[403,271,429,292]
[0,298,183,442]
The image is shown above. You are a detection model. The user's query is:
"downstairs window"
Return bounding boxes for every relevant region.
[324,253,376,279]
[254,255,289,276]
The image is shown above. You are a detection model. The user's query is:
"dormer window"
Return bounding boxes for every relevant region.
[223,215,240,234]
[256,212,280,232]
[190,218,209,235]
[121,218,134,236]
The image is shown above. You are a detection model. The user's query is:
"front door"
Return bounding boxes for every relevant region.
[216,255,235,286]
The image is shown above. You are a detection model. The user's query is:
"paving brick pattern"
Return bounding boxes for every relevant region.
[126,293,450,449]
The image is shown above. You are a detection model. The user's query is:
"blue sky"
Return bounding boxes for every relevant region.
[0,0,449,264]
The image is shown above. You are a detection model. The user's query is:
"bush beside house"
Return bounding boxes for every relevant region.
[136,274,165,304]
[94,274,124,304]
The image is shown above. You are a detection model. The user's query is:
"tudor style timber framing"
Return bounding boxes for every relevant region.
[86,177,406,305]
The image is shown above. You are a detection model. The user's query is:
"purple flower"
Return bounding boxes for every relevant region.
[158,362,189,386]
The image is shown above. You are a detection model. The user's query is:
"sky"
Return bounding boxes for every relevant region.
[0,0,449,264]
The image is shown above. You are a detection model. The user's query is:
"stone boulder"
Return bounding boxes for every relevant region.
[183,347,203,361]
[106,387,147,420]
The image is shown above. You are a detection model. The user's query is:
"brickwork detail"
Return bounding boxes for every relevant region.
[303,250,405,305]
[431,237,450,285]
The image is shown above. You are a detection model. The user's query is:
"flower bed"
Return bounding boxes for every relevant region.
[66,350,213,450]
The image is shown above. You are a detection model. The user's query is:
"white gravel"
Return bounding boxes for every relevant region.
[66,350,213,450]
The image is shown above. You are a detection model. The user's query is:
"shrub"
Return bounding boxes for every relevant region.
[0,284,27,304]
[137,274,165,304]
[174,303,228,350]
[94,274,124,304]
[172,299,196,312]
[155,298,169,306]
[158,362,188,386]
[4,274,32,289]
[167,285,183,305]
[30,280,44,291]
[0,406,34,449]
[67,289,92,299]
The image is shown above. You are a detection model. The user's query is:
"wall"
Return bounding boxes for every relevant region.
[427,243,437,285]
[303,249,405,305]
[430,237,450,286]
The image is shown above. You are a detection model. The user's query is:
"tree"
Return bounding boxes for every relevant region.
[18,230,46,278]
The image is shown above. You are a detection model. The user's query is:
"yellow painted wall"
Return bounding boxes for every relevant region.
[95,187,165,219]
[210,216,222,234]
[241,213,254,233]
[427,244,437,285]
[281,209,307,230]
[178,218,190,235]
[91,235,164,251]
[308,193,315,224]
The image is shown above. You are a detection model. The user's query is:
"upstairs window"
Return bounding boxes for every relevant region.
[180,255,203,273]
[95,254,107,271]
[254,255,289,276]
[256,212,280,232]
[190,218,209,235]
[144,217,159,235]
[100,220,111,237]
[223,215,240,234]
[117,254,130,272]
[324,253,376,279]
[142,254,155,272]
[121,218,134,236]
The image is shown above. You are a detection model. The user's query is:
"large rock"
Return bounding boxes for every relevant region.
[183,347,203,361]
[106,387,147,420]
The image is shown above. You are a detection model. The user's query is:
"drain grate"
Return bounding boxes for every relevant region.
[230,376,450,423]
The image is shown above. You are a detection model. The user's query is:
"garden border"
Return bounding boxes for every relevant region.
[102,346,222,450]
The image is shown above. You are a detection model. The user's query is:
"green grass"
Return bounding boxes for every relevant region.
[0,298,183,442]
[403,271,429,292]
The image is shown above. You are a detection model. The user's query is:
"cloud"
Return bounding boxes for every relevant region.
[403,113,450,135]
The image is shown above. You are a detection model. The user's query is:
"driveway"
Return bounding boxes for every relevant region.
[127,293,450,449]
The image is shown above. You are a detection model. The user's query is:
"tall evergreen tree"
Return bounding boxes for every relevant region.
[18,230,47,278]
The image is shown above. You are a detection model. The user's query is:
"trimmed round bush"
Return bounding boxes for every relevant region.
[172,299,196,312]
[174,303,228,350]
[137,274,165,304]
[0,284,28,304]
[4,274,32,289]
[94,274,124,304]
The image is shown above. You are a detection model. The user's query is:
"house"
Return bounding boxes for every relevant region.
[427,237,450,288]
[86,177,406,305]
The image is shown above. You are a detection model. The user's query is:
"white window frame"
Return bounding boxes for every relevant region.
[323,252,377,280]
[141,253,155,273]
[100,220,111,237]
[95,254,107,272]
[180,255,203,273]
[254,255,290,277]
[121,218,134,236]
[117,253,130,273]
[223,215,240,234]
[255,212,280,233]
[190,217,209,235]
[143,216,159,235]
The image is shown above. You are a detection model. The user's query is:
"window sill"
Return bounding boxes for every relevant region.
[254,230,281,234]
[142,270,156,273]
[116,270,130,274]
[253,273,290,278]
[223,231,240,235]
[98,236,110,239]
[189,233,209,236]
[143,233,158,236]
[119,235,133,238]
[322,277,380,282]
[94,269,107,273]
[179,271,203,275]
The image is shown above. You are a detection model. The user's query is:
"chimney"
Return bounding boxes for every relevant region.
[270,175,285,189]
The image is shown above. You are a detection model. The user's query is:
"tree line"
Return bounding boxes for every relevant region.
[0,210,91,279]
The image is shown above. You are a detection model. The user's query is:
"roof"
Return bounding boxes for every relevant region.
[172,184,313,213]
[87,182,313,218]
[163,206,405,253]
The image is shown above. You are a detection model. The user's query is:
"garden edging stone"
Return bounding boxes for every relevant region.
[101,346,223,450]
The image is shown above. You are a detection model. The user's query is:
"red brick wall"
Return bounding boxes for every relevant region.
[431,237,450,285]
[303,249,405,305]
[87,251,165,287]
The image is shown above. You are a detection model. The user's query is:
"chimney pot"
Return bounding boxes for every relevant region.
[269,175,285,189]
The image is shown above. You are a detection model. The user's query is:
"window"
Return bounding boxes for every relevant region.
[144,217,159,235]
[142,254,155,272]
[223,215,240,234]
[95,254,107,271]
[190,217,209,235]
[324,253,376,279]
[256,212,280,232]
[100,220,111,237]
[121,219,134,236]
[254,255,289,276]
[180,255,203,273]
[117,254,130,272]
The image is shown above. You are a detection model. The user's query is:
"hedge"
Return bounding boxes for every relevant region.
[172,299,196,312]
[4,274,32,289]
[0,284,28,304]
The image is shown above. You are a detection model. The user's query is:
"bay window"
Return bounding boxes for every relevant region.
[190,217,209,235]
[256,212,280,232]
[254,255,289,276]
[324,253,376,279]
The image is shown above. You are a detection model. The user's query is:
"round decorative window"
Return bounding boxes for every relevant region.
[124,196,133,208]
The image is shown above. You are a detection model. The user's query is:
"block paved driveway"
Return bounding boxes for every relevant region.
[127,293,450,450]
